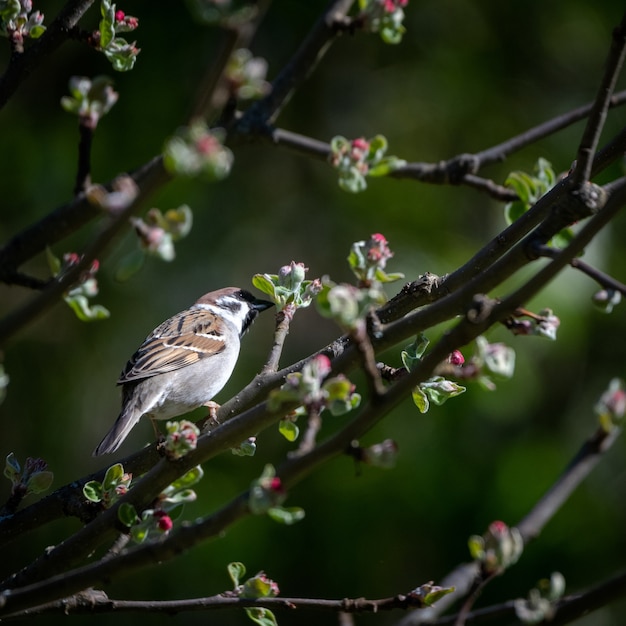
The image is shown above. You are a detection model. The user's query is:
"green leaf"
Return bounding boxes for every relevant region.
[401,334,429,370]
[328,392,361,416]
[167,465,204,492]
[338,168,367,193]
[241,576,275,599]
[267,506,306,525]
[252,274,278,300]
[29,24,45,38]
[504,201,526,226]
[64,295,110,322]
[231,438,257,456]
[422,585,455,606]
[99,0,116,49]
[244,607,278,626]
[411,386,430,413]
[228,561,246,588]
[102,463,125,491]
[130,524,149,543]
[468,534,485,560]
[550,226,575,250]
[118,502,139,527]
[367,156,407,177]
[505,171,534,205]
[420,376,466,406]
[375,269,405,283]
[83,480,103,503]
[0,1,21,21]
[4,452,20,482]
[368,134,388,159]
[162,489,197,507]
[381,24,405,44]
[25,471,53,494]
[330,135,350,153]
[278,419,299,442]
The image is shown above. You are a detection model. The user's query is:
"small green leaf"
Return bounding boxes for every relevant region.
[241,576,275,599]
[228,561,246,588]
[419,377,466,406]
[504,201,527,226]
[64,295,111,321]
[172,466,204,490]
[130,525,149,543]
[83,480,103,503]
[252,274,278,300]
[232,438,257,456]
[338,168,367,193]
[29,24,45,38]
[267,506,306,525]
[102,463,125,491]
[99,0,115,49]
[25,471,53,494]
[505,171,534,205]
[411,386,429,413]
[278,419,299,442]
[550,227,575,249]
[368,134,388,157]
[401,334,429,370]
[4,452,20,483]
[118,502,139,527]
[368,156,407,177]
[162,489,197,507]
[468,534,485,560]
[381,24,405,44]
[375,269,405,283]
[244,607,278,626]
[421,585,455,606]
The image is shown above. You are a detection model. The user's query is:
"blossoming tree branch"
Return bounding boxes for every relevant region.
[1,1,626,625]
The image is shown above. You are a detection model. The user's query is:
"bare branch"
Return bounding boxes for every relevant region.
[571,12,626,185]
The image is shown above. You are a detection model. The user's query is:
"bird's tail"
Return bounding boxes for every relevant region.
[92,406,141,456]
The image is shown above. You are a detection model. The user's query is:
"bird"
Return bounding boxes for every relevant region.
[93,287,274,455]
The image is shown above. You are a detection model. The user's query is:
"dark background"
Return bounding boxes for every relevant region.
[1,1,626,624]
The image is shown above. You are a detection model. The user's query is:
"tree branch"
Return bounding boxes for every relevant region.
[571,11,626,185]
[0,0,95,108]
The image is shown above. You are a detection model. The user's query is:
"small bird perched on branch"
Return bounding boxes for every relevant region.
[93,287,274,455]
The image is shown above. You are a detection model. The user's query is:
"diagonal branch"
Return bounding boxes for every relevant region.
[571,11,626,185]
[235,0,356,130]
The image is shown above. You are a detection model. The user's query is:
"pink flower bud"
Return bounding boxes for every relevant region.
[114,10,125,22]
[195,134,220,155]
[489,520,508,537]
[269,477,283,493]
[352,137,370,151]
[312,354,332,378]
[63,252,81,266]
[155,511,173,532]
[448,350,465,365]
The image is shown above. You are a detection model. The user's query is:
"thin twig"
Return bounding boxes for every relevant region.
[571,12,626,186]
[0,0,95,108]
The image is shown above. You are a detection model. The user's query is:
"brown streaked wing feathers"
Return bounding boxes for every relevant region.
[118,307,226,383]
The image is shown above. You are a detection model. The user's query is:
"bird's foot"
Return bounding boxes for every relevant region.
[201,400,221,432]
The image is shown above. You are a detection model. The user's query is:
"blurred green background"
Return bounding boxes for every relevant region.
[1,1,626,624]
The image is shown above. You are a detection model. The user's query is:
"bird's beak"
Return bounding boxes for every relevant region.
[254,298,275,313]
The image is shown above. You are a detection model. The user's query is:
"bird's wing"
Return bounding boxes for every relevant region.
[118,307,226,383]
